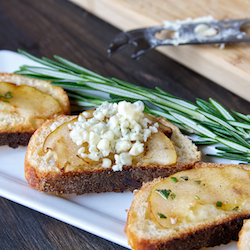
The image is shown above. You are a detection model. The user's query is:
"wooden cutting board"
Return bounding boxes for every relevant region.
[69,0,250,102]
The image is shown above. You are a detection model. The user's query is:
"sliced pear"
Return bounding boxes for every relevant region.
[148,166,250,229]
[42,109,176,171]
[133,132,177,165]
[43,119,85,171]
[0,82,62,124]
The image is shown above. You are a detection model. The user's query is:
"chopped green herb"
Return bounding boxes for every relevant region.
[195,195,200,200]
[3,100,9,103]
[216,201,222,207]
[194,180,201,185]
[170,193,176,200]
[203,184,205,186]
[156,189,171,200]
[180,176,188,181]
[158,213,167,219]
[233,206,239,211]
[171,177,178,183]
[0,91,13,102]
[5,91,13,99]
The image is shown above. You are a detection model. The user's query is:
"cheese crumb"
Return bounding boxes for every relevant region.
[163,15,217,46]
[170,218,178,225]
[69,101,159,171]
[194,24,217,37]
[102,158,112,168]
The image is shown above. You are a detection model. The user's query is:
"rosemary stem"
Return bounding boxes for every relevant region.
[15,49,250,164]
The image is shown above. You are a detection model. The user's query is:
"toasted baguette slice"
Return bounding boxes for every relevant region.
[0,73,70,148]
[24,112,201,194]
[238,219,250,250]
[125,162,250,250]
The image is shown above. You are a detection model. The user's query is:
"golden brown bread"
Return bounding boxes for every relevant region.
[125,162,250,250]
[0,73,70,147]
[24,112,201,194]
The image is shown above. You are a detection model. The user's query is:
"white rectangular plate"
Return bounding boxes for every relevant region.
[0,50,238,249]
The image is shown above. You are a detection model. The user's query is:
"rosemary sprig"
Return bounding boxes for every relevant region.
[14,49,250,164]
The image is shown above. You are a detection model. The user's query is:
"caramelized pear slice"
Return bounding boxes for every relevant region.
[148,166,250,229]
[43,109,176,171]
[0,81,62,121]
[133,132,177,165]
[43,119,85,171]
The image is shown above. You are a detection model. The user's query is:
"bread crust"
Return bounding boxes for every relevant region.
[0,73,70,147]
[126,214,247,250]
[24,114,201,194]
[125,163,250,250]
[25,162,196,195]
[0,132,32,148]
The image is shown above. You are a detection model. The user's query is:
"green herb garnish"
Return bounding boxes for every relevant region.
[15,49,250,164]
[180,176,188,181]
[195,195,200,200]
[156,189,171,200]
[4,91,13,99]
[171,177,178,183]
[216,201,222,207]
[170,193,176,200]
[194,180,201,185]
[158,213,167,219]
[0,91,13,103]
[233,206,239,211]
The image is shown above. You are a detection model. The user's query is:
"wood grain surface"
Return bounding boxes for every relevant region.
[69,0,250,102]
[1,0,250,249]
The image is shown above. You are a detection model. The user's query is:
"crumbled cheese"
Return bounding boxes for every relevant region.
[82,111,92,118]
[119,152,132,165]
[129,141,144,156]
[163,15,245,48]
[112,164,123,172]
[164,15,215,31]
[162,15,232,46]
[194,24,217,37]
[102,158,112,168]
[170,217,178,225]
[69,101,158,171]
[163,15,216,46]
[237,33,244,39]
